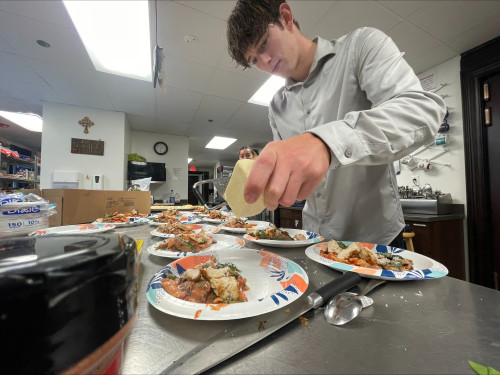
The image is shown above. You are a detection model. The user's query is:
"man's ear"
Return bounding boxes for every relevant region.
[279,2,294,30]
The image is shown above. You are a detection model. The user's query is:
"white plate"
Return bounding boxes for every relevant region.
[93,217,149,227]
[28,223,115,236]
[149,215,201,226]
[145,248,309,320]
[150,223,205,238]
[218,220,272,234]
[243,228,324,247]
[305,241,449,280]
[147,233,245,258]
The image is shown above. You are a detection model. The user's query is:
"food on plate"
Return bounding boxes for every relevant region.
[161,256,248,304]
[224,217,257,229]
[193,206,209,214]
[321,239,414,271]
[96,209,145,223]
[156,230,214,252]
[162,208,180,216]
[152,211,180,223]
[156,221,194,235]
[224,159,266,218]
[247,225,304,241]
[207,210,227,220]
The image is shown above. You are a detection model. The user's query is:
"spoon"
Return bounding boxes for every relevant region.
[324,279,386,326]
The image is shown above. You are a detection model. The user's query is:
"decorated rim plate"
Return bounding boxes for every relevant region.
[305,242,449,280]
[201,217,229,224]
[149,216,201,226]
[150,223,205,238]
[218,220,272,234]
[145,248,309,320]
[28,223,115,236]
[244,228,324,247]
[93,217,149,227]
[147,233,245,258]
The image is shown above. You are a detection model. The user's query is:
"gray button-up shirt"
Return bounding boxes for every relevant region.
[269,27,446,245]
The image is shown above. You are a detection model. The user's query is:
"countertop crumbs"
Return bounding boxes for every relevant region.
[298,316,309,326]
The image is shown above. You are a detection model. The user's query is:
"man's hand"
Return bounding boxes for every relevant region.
[244,132,331,210]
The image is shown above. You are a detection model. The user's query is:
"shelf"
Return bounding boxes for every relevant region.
[0,176,40,183]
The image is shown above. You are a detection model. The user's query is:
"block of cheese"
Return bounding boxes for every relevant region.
[224,159,266,218]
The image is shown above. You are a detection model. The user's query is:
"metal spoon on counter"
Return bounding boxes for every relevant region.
[324,279,386,325]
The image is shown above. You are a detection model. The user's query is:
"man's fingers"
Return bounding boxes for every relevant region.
[244,149,277,204]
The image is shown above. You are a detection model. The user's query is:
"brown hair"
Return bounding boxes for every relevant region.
[226,0,300,69]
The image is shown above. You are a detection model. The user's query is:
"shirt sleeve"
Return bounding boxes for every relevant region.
[307,27,447,167]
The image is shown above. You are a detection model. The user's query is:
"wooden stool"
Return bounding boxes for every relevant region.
[403,231,415,252]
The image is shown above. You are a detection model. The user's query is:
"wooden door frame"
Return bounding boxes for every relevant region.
[460,36,500,288]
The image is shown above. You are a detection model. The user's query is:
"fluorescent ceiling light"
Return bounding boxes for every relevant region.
[248,75,286,106]
[188,158,193,164]
[63,1,152,81]
[205,136,237,150]
[0,111,42,132]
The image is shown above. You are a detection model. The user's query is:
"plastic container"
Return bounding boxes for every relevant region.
[169,189,175,203]
[0,233,138,374]
[0,201,51,237]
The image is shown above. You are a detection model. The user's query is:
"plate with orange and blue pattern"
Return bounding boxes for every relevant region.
[146,248,309,320]
[305,242,448,281]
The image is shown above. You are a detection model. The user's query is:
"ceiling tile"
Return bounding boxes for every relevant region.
[408,43,457,75]
[446,17,500,53]
[192,95,242,128]
[408,1,500,42]
[387,21,442,63]
[206,68,265,102]
[0,52,46,85]
[313,1,402,39]
[175,1,236,21]
[100,73,156,104]
[163,55,216,93]
[155,1,227,67]
[156,86,203,124]
[0,0,74,28]
[288,1,336,38]
[0,10,93,69]
[378,1,429,19]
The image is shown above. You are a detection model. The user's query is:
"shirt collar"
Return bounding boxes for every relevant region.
[284,36,337,89]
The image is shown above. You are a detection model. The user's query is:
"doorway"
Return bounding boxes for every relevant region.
[461,35,500,289]
[188,171,209,205]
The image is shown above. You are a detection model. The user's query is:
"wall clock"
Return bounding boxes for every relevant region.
[154,141,168,155]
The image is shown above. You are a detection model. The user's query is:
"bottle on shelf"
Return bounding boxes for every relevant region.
[169,190,175,204]
[174,192,180,204]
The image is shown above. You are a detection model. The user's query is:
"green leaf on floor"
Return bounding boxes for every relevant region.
[469,360,500,375]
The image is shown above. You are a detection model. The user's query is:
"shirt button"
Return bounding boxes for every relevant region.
[306,109,311,115]
[344,148,352,158]
[390,144,394,150]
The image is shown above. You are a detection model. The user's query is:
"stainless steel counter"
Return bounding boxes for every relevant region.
[117,224,500,374]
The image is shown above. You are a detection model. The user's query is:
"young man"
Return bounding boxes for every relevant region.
[226,0,446,246]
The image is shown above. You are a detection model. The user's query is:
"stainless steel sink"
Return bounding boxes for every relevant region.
[400,194,452,215]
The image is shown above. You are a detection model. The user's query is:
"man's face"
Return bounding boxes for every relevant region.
[244,23,296,78]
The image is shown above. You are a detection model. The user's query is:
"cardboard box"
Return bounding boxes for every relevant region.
[41,189,151,226]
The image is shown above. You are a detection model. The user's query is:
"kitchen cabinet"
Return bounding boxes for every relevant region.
[0,148,40,191]
[278,207,303,229]
[405,218,465,280]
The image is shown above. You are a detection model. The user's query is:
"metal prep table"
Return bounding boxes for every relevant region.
[117,224,500,374]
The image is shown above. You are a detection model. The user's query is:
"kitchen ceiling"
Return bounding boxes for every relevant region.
[1,0,500,167]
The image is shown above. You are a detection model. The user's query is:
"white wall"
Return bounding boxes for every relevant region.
[397,56,467,204]
[130,131,188,201]
[397,55,469,279]
[41,102,127,190]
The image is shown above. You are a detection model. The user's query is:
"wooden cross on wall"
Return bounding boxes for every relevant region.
[78,116,94,134]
